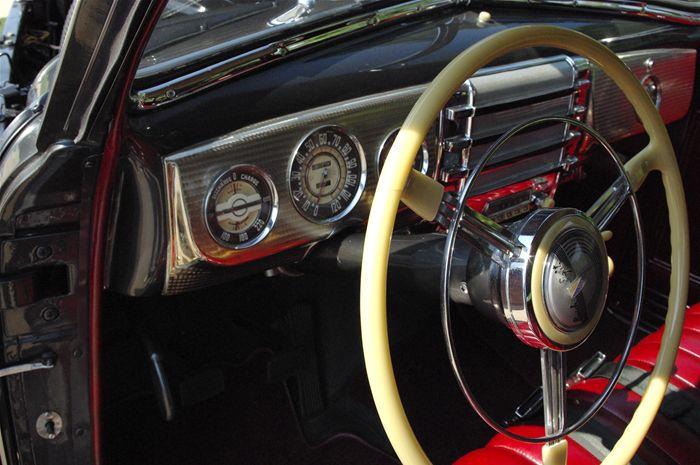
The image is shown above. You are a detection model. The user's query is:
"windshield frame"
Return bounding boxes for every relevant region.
[479,1,700,25]
[133,0,462,108]
[137,0,442,80]
[131,0,699,110]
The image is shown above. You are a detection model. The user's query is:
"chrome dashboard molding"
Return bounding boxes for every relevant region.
[599,24,676,45]
[132,0,466,110]
[132,0,696,111]
[481,1,700,26]
[165,161,203,270]
[591,48,696,142]
[438,54,583,186]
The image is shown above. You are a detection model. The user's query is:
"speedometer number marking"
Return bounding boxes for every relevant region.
[289,126,366,223]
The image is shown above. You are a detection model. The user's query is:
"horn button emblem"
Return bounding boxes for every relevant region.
[544,230,606,331]
[501,209,609,350]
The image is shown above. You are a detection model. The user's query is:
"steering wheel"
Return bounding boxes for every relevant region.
[360,25,689,465]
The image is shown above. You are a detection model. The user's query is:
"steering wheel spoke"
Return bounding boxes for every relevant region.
[540,349,566,436]
[457,205,523,261]
[624,143,656,192]
[586,175,631,230]
[400,169,446,222]
[438,191,523,265]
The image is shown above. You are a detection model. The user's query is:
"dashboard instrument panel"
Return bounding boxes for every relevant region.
[163,83,433,286]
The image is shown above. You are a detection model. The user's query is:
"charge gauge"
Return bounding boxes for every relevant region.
[204,165,278,249]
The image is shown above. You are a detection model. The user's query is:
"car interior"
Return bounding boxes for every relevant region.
[0,1,698,464]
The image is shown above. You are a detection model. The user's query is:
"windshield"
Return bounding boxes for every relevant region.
[138,0,396,79]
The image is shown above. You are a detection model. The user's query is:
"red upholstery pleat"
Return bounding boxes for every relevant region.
[455,303,700,465]
[625,303,700,392]
[453,447,535,465]
[455,426,600,465]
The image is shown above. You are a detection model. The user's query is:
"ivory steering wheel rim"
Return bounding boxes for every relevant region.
[360,25,689,465]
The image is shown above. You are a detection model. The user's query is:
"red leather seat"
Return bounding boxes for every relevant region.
[456,303,700,465]
[454,425,600,465]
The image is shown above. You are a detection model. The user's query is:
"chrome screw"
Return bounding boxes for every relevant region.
[459,282,468,294]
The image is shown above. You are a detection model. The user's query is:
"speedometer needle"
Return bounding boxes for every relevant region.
[319,168,329,196]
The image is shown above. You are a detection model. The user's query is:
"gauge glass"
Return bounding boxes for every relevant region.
[204,165,277,249]
[377,129,430,175]
[289,126,366,223]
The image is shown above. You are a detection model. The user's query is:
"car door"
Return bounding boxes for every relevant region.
[0,1,164,464]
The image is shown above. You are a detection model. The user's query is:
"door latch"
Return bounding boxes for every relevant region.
[0,354,55,378]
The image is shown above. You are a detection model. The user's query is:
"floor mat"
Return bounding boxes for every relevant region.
[103,351,395,465]
[390,309,538,465]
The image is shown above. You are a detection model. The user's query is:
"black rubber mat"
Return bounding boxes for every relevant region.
[103,350,395,465]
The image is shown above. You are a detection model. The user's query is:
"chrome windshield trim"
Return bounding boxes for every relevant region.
[132,0,466,110]
[600,24,676,44]
[481,1,700,26]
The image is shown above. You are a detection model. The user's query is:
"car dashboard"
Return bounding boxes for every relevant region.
[115,7,698,296]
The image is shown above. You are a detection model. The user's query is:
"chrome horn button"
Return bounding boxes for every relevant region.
[501,208,609,350]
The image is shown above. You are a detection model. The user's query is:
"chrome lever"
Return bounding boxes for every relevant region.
[566,351,606,388]
[437,191,522,265]
[508,386,544,425]
[506,351,606,425]
[0,354,55,378]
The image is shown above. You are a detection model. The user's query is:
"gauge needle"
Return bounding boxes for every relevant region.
[319,168,329,194]
[313,167,329,202]
[217,199,262,216]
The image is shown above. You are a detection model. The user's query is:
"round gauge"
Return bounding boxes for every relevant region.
[289,126,367,223]
[377,129,430,175]
[204,165,278,249]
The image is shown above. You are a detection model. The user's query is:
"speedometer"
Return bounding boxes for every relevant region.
[289,126,366,223]
[204,165,278,249]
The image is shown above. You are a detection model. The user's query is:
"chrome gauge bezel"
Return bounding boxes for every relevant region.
[288,125,367,224]
[376,128,430,176]
[203,164,279,250]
